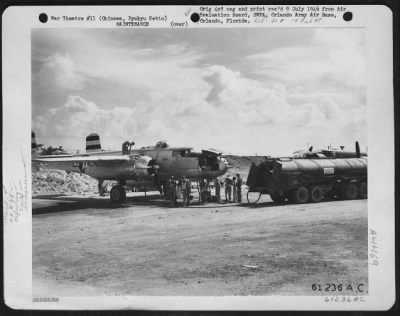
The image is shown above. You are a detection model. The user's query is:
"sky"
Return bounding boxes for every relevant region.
[32,27,366,156]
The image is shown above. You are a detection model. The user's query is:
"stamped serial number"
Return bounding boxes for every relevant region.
[312,283,366,293]
[324,296,367,303]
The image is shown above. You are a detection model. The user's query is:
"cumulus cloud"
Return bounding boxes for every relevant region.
[202,65,291,125]
[75,42,208,100]
[246,29,366,90]
[34,95,137,140]
[200,64,351,130]
[203,65,241,105]
[33,53,87,91]
[198,63,366,153]
[32,28,367,155]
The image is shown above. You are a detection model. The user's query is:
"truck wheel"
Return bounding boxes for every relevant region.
[110,185,126,203]
[359,182,367,199]
[341,183,358,200]
[310,186,324,203]
[290,186,309,204]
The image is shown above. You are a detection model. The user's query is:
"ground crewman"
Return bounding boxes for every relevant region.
[214,179,221,202]
[225,175,233,202]
[167,176,177,207]
[200,178,208,202]
[236,173,243,203]
[182,176,191,207]
[233,176,238,202]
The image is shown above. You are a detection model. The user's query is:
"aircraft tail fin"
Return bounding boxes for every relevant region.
[86,133,101,152]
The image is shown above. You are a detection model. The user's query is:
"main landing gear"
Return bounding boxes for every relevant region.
[110,184,126,203]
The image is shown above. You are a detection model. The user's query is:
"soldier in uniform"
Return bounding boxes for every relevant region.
[201,178,211,203]
[225,175,232,202]
[232,176,238,202]
[167,176,177,207]
[122,141,130,155]
[182,176,191,207]
[236,173,243,203]
[214,179,221,202]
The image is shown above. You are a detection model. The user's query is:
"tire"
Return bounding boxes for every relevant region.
[310,186,324,203]
[110,185,126,203]
[341,183,358,200]
[359,182,367,199]
[290,186,309,204]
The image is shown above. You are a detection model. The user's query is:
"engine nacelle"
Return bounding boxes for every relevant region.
[134,156,158,176]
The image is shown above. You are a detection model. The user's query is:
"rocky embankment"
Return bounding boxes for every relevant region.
[32,170,100,196]
[223,155,267,179]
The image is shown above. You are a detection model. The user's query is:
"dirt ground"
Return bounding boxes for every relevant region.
[33,192,368,296]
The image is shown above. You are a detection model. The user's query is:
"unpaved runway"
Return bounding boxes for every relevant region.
[33,192,368,296]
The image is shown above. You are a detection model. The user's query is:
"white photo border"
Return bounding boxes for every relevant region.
[2,4,395,310]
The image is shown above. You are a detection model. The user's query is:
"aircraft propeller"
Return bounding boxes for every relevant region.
[355,141,361,158]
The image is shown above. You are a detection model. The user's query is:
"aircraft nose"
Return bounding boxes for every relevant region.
[220,157,229,171]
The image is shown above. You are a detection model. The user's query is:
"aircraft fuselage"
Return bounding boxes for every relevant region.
[133,147,228,182]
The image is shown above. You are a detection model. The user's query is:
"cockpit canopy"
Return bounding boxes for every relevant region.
[292,151,327,159]
[155,141,169,149]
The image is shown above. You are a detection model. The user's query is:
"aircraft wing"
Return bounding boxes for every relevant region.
[33,154,157,180]
[34,155,131,162]
[202,149,222,156]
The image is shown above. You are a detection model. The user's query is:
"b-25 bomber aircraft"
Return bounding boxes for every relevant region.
[32,132,229,203]
[291,141,367,159]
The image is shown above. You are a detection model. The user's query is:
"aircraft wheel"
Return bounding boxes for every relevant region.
[359,182,368,199]
[310,186,324,203]
[247,191,261,204]
[290,186,309,204]
[110,185,126,203]
[341,183,358,200]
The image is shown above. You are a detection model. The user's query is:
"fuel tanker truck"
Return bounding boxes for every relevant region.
[246,156,367,204]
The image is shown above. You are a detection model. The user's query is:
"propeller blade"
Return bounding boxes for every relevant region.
[355,141,361,158]
[308,146,313,152]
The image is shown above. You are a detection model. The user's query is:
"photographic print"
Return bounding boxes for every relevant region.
[3,5,395,310]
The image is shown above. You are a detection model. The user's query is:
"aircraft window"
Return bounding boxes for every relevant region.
[180,150,191,157]
[173,150,189,157]
[188,152,201,158]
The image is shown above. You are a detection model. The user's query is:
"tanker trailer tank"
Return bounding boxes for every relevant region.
[246,157,367,204]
